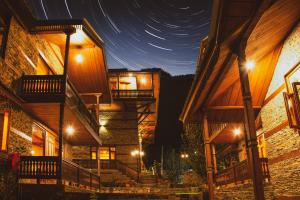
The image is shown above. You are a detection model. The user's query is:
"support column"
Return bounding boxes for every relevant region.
[203,114,214,200]
[237,41,264,200]
[212,144,217,175]
[96,94,101,176]
[58,32,72,184]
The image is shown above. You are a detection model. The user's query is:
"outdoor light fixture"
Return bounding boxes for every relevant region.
[181,153,189,158]
[233,128,241,136]
[66,126,75,135]
[75,54,83,63]
[31,150,35,155]
[128,73,133,77]
[140,77,147,84]
[245,60,255,70]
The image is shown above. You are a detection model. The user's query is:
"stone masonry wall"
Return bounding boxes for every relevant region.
[259,21,300,199]
[0,17,63,155]
[211,21,300,200]
[100,104,139,170]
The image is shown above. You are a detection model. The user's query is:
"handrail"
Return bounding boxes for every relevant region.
[215,158,270,186]
[19,75,99,134]
[115,160,138,181]
[111,89,154,99]
[18,156,100,190]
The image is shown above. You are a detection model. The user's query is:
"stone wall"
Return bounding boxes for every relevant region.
[100,103,139,170]
[215,20,300,200]
[0,17,63,155]
[259,21,300,199]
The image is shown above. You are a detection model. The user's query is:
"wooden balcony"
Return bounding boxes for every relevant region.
[18,75,100,145]
[215,158,270,186]
[111,89,154,100]
[18,156,100,190]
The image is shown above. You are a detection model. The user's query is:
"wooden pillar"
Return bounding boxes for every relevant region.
[96,94,101,176]
[212,144,217,175]
[58,31,72,184]
[237,42,264,200]
[203,114,214,200]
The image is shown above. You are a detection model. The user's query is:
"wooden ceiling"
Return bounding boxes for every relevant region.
[41,29,111,104]
[189,0,300,123]
[23,103,100,146]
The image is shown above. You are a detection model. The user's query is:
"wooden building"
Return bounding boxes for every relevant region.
[180,0,300,199]
[73,68,160,184]
[0,0,111,196]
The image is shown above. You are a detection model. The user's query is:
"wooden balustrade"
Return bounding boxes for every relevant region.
[19,75,99,134]
[19,156,59,180]
[18,156,100,190]
[215,158,270,186]
[72,159,98,169]
[20,75,65,102]
[112,90,154,99]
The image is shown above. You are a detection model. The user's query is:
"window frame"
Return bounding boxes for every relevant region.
[0,110,11,152]
[0,16,11,59]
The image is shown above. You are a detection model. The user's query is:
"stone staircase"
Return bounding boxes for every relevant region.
[101,169,136,186]
[139,173,158,187]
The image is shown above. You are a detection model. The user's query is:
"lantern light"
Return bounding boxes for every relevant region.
[245,60,255,70]
[233,128,241,136]
[75,54,83,63]
[66,126,75,135]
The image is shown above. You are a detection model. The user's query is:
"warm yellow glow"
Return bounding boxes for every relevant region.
[1,112,9,151]
[71,30,85,44]
[66,126,75,135]
[140,77,147,84]
[31,150,35,155]
[75,54,83,63]
[245,60,255,70]
[181,153,189,158]
[233,128,241,136]
[128,73,133,77]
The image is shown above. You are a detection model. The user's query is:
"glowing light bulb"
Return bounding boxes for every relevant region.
[66,126,75,135]
[233,128,241,136]
[75,54,83,63]
[245,60,255,70]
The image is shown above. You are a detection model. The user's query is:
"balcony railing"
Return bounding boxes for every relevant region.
[112,90,154,99]
[18,156,100,190]
[19,75,99,134]
[19,75,65,102]
[73,159,138,182]
[215,158,270,186]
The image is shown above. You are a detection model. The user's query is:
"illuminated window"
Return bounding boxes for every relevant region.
[100,147,116,160]
[0,111,10,151]
[109,77,118,90]
[119,77,137,90]
[91,151,97,160]
[257,135,267,158]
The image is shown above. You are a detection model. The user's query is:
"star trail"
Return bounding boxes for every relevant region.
[27,0,211,75]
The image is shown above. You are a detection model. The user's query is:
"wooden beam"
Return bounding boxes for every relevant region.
[207,106,261,110]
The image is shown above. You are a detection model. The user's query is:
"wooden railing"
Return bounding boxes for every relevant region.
[19,75,99,134]
[62,159,100,189]
[19,156,59,180]
[115,160,138,182]
[18,156,100,190]
[112,90,154,99]
[215,158,270,186]
[73,159,98,169]
[20,75,65,102]
[73,159,138,182]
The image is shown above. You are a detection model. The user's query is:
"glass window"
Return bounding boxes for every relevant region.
[91,151,97,160]
[100,147,110,160]
[0,111,9,151]
[109,77,118,90]
[99,146,116,160]
[119,77,137,90]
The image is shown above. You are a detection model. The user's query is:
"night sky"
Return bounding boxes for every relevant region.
[27,0,211,75]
